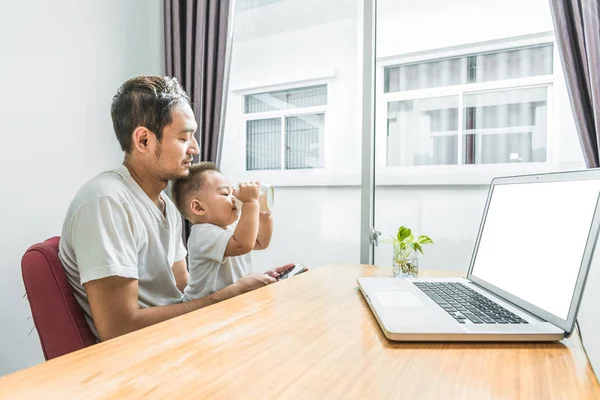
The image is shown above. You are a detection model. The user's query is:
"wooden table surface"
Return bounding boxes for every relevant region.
[1,264,598,399]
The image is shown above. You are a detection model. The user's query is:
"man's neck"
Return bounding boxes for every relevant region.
[123,159,167,207]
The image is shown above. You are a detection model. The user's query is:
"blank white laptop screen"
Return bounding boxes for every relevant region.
[471,179,600,320]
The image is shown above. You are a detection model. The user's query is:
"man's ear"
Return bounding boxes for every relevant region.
[131,126,155,154]
[190,199,207,216]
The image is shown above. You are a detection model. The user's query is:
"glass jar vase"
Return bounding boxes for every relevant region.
[392,257,419,278]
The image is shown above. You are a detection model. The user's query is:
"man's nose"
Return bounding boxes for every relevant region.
[189,136,200,154]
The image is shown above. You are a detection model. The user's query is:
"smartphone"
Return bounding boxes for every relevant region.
[278,263,307,280]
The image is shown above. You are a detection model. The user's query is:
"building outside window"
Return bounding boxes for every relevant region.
[382,43,553,167]
[243,84,327,171]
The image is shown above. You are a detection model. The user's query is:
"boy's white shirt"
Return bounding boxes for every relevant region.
[184,222,253,301]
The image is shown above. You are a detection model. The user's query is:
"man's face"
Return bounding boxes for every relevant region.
[154,103,199,181]
[200,171,239,228]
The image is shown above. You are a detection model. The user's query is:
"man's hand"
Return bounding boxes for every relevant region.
[265,264,295,280]
[236,273,277,293]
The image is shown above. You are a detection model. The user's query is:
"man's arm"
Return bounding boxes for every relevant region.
[172,259,189,292]
[254,211,273,250]
[84,273,275,341]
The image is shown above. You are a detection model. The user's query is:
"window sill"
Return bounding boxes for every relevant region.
[229,162,585,188]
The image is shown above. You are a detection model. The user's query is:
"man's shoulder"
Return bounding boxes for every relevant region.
[73,168,131,206]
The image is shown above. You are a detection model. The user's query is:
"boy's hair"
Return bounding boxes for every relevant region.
[172,162,220,218]
[110,76,190,153]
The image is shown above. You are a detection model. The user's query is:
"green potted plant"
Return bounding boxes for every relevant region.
[384,226,433,278]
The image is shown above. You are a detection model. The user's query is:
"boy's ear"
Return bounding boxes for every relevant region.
[190,199,207,216]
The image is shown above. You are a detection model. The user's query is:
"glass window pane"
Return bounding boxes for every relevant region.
[384,44,552,93]
[463,87,547,164]
[387,96,459,166]
[236,0,281,11]
[384,57,465,93]
[246,118,281,170]
[244,84,327,113]
[374,0,575,279]
[222,0,362,271]
[285,114,324,169]
[469,44,553,83]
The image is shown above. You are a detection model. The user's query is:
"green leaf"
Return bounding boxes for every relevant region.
[389,226,433,259]
[413,242,424,254]
[418,235,433,245]
[397,226,412,243]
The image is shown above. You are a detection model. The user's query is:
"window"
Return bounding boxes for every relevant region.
[243,84,327,171]
[236,0,282,11]
[383,43,553,167]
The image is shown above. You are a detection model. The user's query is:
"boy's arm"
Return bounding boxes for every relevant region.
[224,200,259,257]
[254,211,273,250]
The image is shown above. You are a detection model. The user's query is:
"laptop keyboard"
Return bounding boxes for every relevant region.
[413,282,529,325]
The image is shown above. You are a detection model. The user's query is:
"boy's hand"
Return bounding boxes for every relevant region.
[259,210,272,220]
[233,182,260,203]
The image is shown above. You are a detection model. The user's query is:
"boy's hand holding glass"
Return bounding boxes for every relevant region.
[233,182,260,203]
[233,182,275,212]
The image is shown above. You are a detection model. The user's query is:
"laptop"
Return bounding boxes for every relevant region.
[358,169,600,341]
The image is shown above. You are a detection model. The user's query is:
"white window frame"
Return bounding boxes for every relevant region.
[237,79,330,182]
[375,32,562,185]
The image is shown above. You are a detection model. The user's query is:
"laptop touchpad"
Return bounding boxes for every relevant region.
[375,291,426,307]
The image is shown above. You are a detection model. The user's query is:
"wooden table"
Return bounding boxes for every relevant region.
[1,264,599,399]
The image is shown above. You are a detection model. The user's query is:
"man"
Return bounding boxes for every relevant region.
[59,76,293,341]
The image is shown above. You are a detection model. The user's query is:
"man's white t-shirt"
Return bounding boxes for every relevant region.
[184,223,252,300]
[59,165,187,339]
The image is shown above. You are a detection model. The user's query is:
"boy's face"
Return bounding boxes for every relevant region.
[193,171,239,227]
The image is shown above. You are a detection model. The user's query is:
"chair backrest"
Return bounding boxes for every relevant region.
[21,237,96,360]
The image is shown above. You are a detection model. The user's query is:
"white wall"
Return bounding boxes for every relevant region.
[0,0,165,376]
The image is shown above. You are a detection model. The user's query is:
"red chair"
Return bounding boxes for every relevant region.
[21,237,96,360]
